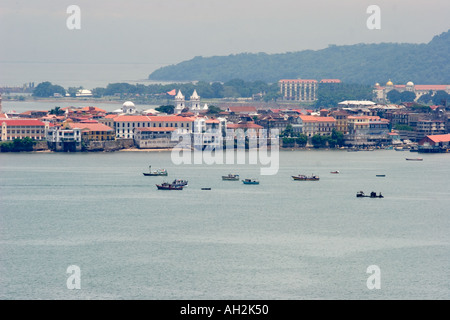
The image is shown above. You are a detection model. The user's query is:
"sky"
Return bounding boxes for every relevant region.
[0,0,449,67]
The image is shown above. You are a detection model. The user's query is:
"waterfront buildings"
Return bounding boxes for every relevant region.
[0,119,48,141]
[296,115,336,137]
[113,115,195,139]
[66,121,115,142]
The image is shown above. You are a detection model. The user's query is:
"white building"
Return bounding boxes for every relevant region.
[174,90,208,114]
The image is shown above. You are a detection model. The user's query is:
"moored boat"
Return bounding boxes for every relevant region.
[143,165,168,176]
[330,171,340,174]
[171,179,188,187]
[222,173,240,181]
[242,178,259,185]
[406,158,423,161]
[156,182,183,190]
[292,174,320,181]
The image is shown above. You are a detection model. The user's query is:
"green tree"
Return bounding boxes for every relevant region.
[386,90,402,104]
[49,106,65,115]
[295,134,308,147]
[206,105,221,114]
[311,135,328,148]
[281,124,294,137]
[331,129,344,147]
[156,105,175,114]
[68,86,83,97]
[431,90,450,106]
[394,124,414,131]
[417,92,433,104]
[33,82,66,97]
[399,91,416,102]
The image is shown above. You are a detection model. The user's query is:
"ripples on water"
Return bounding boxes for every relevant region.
[0,150,449,299]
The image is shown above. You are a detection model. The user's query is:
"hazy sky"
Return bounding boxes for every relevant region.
[1,0,449,67]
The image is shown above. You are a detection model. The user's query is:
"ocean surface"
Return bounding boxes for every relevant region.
[0,149,449,300]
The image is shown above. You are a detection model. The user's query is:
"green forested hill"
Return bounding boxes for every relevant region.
[149,30,450,85]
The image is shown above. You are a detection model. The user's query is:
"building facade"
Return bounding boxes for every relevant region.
[279,79,318,102]
[0,119,48,141]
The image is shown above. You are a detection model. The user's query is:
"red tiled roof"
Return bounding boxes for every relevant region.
[299,115,336,122]
[425,134,450,143]
[81,106,107,113]
[414,85,448,91]
[114,115,194,122]
[279,79,318,83]
[206,119,220,124]
[135,127,177,132]
[67,122,113,132]
[320,79,341,83]
[1,119,46,126]
[227,123,263,129]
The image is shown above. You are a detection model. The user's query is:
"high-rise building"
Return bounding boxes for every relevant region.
[279,79,318,102]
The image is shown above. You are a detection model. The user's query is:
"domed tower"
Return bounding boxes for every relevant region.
[122,101,136,114]
[174,90,185,114]
[406,81,414,92]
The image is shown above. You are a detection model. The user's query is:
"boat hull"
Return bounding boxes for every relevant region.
[156,184,183,190]
[292,176,319,181]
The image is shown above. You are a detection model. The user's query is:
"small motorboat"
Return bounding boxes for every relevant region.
[222,174,239,181]
[376,175,386,177]
[406,158,423,161]
[242,178,259,185]
[201,187,212,190]
[171,179,188,187]
[330,171,340,174]
[156,182,183,190]
[292,174,320,181]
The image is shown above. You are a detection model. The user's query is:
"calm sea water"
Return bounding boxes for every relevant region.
[0,150,449,300]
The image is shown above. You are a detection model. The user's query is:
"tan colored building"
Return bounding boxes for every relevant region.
[66,122,115,141]
[279,79,318,102]
[298,115,336,137]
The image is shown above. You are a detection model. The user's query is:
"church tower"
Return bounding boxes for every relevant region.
[189,90,201,111]
[174,90,185,114]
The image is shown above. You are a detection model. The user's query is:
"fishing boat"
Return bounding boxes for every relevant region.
[242,178,259,185]
[330,171,340,174]
[171,179,188,187]
[356,191,384,198]
[406,158,423,161]
[143,165,168,176]
[201,187,212,190]
[292,174,320,181]
[376,174,386,177]
[156,182,183,190]
[222,173,240,181]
